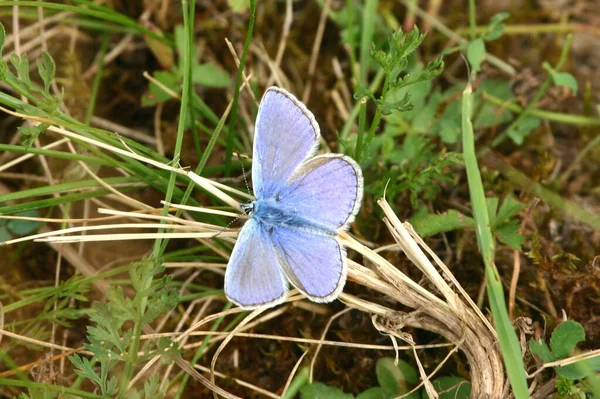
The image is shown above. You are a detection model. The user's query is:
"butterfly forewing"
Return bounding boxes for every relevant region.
[252,87,320,201]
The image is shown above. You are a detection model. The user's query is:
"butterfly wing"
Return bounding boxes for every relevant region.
[225,219,287,309]
[277,154,363,231]
[269,225,346,302]
[252,87,320,200]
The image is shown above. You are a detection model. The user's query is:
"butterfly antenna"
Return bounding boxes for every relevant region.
[235,152,252,196]
[210,153,250,241]
[210,215,242,240]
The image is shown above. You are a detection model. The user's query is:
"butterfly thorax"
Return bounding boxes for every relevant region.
[242,199,336,236]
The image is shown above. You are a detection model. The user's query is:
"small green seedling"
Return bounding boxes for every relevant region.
[530,320,600,389]
[0,209,42,242]
[300,357,471,399]
[0,23,59,147]
[412,195,525,250]
[143,25,230,112]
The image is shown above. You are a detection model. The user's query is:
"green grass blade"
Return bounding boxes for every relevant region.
[0,176,138,203]
[0,1,170,44]
[224,0,256,176]
[0,144,114,166]
[0,187,140,215]
[359,0,378,85]
[84,34,110,125]
[0,379,104,398]
[461,83,530,398]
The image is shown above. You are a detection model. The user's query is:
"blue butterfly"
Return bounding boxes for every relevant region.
[225,87,364,309]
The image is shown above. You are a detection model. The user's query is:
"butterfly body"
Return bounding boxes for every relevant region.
[225,87,363,309]
[244,199,337,237]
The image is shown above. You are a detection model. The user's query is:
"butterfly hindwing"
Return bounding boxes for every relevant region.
[276,154,363,231]
[270,225,346,302]
[224,219,288,309]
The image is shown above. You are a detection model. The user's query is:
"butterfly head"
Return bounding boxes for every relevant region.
[241,201,255,216]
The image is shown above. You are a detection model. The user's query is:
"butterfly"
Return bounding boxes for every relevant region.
[225,87,364,309]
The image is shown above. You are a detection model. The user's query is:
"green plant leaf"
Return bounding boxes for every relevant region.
[228,0,250,13]
[36,51,56,95]
[550,320,585,359]
[371,27,427,84]
[494,196,525,225]
[439,118,461,144]
[506,116,540,145]
[529,338,554,363]
[495,220,524,250]
[412,210,474,236]
[484,12,510,41]
[157,336,182,364]
[376,92,413,115]
[7,210,42,235]
[69,354,103,387]
[174,24,186,59]
[191,62,231,88]
[10,53,33,87]
[544,62,578,94]
[475,79,515,129]
[485,197,500,225]
[144,374,168,399]
[376,358,418,398]
[426,377,471,399]
[556,355,600,379]
[555,376,586,398]
[467,38,486,74]
[0,22,5,56]
[356,387,383,399]
[0,226,12,243]
[105,376,118,396]
[300,383,354,399]
[17,123,50,148]
[142,70,181,106]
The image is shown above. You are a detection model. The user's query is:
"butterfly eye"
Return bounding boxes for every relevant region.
[241,202,254,215]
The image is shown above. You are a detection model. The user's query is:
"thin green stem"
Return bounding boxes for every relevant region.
[482,92,600,127]
[558,132,600,185]
[361,74,390,159]
[84,34,110,125]
[484,152,600,231]
[339,68,385,142]
[354,98,367,161]
[458,22,600,36]
[492,34,573,148]
[224,0,255,176]
[468,0,477,39]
